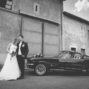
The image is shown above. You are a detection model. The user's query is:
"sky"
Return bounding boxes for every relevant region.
[64,0,89,21]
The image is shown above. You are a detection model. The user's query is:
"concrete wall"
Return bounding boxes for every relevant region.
[18,0,61,23]
[0,10,21,64]
[8,0,62,23]
[63,15,89,55]
[0,0,62,65]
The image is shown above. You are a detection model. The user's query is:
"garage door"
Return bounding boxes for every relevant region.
[44,22,59,57]
[22,18,42,56]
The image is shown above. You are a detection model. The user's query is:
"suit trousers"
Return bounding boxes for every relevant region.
[17,55,25,78]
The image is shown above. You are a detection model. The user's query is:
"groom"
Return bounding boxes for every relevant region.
[17,35,29,79]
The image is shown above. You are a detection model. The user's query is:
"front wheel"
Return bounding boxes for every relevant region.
[35,64,47,76]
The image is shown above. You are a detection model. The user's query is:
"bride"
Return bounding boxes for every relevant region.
[0,38,21,80]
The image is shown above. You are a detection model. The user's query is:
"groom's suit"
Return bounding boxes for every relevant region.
[17,41,29,78]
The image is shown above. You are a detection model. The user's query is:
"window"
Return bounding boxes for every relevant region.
[0,0,7,8]
[0,0,13,10]
[81,48,85,55]
[34,2,40,14]
[71,47,76,52]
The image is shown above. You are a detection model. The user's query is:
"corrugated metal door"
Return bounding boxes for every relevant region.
[22,18,42,56]
[44,22,59,57]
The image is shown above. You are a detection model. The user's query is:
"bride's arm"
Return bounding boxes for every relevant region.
[7,43,12,53]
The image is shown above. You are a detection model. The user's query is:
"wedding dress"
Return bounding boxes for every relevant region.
[0,43,21,80]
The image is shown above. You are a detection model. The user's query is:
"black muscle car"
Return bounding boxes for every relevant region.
[27,51,89,76]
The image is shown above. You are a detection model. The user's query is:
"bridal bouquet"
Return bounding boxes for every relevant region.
[11,51,16,57]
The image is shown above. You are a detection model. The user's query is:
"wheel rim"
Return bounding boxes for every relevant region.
[36,64,46,75]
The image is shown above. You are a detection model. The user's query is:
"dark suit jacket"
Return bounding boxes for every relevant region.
[17,41,29,58]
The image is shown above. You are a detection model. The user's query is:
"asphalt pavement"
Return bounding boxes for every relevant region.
[0,70,89,89]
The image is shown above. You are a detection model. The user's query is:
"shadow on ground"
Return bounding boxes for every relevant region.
[25,69,89,77]
[0,64,89,77]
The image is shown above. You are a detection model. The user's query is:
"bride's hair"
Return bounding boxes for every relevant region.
[13,38,18,45]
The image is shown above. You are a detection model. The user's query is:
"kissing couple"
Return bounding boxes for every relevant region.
[0,35,29,80]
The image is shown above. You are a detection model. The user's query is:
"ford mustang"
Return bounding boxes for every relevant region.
[27,51,89,76]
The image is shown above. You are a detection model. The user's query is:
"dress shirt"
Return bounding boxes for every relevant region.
[18,41,22,55]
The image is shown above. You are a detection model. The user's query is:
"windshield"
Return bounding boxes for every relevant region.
[58,51,71,59]
[58,51,82,60]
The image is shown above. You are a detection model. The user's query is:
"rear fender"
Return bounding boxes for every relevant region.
[35,61,51,70]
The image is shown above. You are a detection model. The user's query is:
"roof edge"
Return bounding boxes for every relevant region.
[63,11,89,24]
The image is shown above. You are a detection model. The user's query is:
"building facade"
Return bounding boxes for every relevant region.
[63,11,89,55]
[0,0,63,64]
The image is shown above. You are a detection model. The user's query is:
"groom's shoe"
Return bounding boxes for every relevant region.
[17,76,24,80]
[8,79,16,81]
[17,77,22,80]
[17,78,21,80]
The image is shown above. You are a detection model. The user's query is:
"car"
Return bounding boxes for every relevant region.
[27,51,89,76]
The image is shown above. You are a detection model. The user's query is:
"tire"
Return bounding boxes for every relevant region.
[35,64,47,76]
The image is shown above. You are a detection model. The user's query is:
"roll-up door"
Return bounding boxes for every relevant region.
[44,22,59,57]
[22,18,42,56]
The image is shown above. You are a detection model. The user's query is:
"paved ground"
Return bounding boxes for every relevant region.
[0,70,89,89]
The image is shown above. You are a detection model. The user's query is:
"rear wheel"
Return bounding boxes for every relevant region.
[35,64,47,76]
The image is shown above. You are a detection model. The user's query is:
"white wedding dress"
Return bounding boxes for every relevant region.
[0,43,21,80]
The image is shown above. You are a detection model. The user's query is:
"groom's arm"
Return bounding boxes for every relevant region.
[25,42,29,58]
[22,42,29,58]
